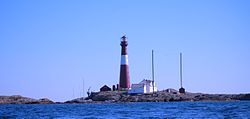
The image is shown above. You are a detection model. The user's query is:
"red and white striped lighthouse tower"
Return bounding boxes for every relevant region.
[119,35,131,90]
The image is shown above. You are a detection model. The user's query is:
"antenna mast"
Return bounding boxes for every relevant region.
[83,78,84,97]
[180,53,183,88]
[179,52,185,94]
[73,88,75,99]
[152,50,155,93]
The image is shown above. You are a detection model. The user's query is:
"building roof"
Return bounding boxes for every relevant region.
[139,79,153,85]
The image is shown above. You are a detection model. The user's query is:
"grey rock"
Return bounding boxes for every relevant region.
[0,95,54,104]
[84,89,250,103]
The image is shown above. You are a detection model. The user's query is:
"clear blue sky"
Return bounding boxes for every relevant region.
[0,0,249,101]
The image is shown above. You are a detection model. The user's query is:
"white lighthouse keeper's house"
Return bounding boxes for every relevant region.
[128,79,157,94]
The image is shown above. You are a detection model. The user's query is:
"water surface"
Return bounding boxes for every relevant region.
[0,101,250,118]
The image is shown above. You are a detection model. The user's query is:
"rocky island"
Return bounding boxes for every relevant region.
[65,89,250,104]
[0,95,54,104]
[1,89,250,104]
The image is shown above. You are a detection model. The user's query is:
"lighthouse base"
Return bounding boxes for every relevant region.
[119,88,130,91]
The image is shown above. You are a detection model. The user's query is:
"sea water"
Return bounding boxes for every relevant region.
[0,101,250,118]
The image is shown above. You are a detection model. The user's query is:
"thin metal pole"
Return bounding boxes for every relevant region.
[152,50,155,93]
[83,78,84,97]
[73,88,75,99]
[180,53,183,88]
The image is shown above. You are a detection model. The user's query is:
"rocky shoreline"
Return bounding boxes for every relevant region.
[1,90,250,104]
[65,89,250,104]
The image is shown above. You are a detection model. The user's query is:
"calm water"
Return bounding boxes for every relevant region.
[0,101,250,118]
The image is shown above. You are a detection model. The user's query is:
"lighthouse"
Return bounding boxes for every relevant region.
[119,35,131,90]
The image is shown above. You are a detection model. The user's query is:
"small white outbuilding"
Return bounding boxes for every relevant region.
[128,79,157,94]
